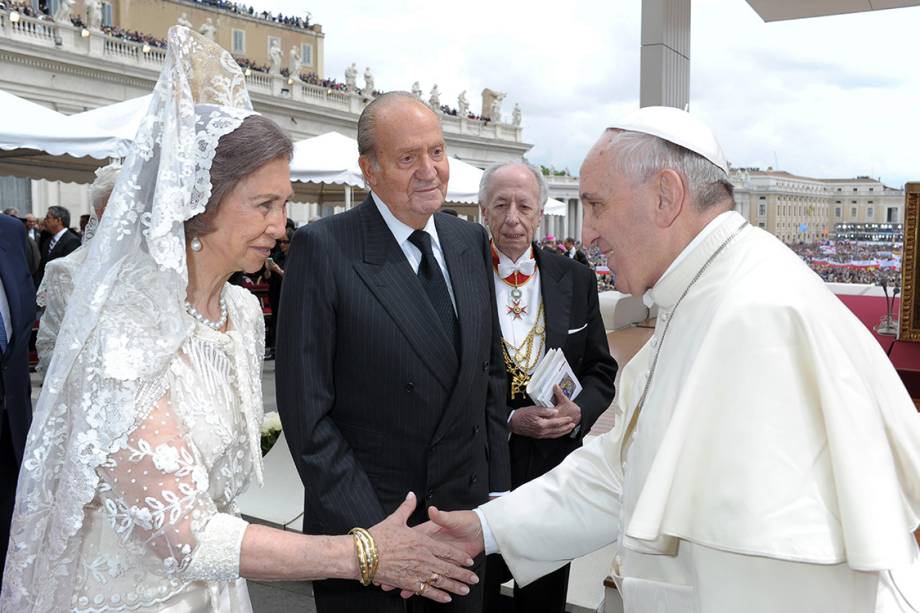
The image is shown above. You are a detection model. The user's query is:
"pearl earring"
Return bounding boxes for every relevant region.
[190,236,202,252]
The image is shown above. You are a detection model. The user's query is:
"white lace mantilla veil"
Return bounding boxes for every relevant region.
[0,26,258,612]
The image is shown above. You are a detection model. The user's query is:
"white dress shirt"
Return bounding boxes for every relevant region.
[372,193,457,313]
[0,275,11,352]
[47,227,68,254]
[492,246,544,371]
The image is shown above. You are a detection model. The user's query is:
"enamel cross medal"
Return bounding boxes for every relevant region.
[507,286,527,320]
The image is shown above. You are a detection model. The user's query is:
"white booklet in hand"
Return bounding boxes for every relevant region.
[526,348,582,408]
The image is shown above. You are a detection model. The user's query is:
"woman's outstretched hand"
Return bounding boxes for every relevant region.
[368,492,479,603]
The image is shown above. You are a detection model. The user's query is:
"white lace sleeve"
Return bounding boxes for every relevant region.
[35,260,73,377]
[96,390,249,582]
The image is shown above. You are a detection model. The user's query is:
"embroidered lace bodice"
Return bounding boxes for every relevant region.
[69,283,265,612]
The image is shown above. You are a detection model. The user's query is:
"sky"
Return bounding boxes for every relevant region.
[248,0,920,187]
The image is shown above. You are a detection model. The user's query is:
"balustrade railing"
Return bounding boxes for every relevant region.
[0,9,523,144]
[3,10,56,44]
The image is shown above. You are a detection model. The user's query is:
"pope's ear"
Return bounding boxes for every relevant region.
[654,169,686,228]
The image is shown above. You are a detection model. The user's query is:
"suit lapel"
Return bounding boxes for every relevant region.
[431,215,484,444]
[534,247,572,350]
[351,198,459,389]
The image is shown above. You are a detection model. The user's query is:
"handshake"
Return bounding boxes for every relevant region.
[357,492,489,604]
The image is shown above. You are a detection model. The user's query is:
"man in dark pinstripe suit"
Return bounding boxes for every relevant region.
[276,92,510,612]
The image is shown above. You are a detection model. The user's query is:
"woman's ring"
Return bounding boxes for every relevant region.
[416,581,429,596]
[427,572,441,586]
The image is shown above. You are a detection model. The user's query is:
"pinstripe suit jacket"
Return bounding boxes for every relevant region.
[276,196,510,534]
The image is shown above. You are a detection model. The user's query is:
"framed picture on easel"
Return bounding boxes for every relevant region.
[899,183,920,342]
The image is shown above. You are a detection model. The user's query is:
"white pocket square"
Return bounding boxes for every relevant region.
[567,323,588,334]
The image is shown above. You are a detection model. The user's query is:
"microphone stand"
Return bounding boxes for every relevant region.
[875,272,898,336]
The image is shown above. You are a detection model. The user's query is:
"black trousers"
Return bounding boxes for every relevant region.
[314,556,485,613]
[0,413,21,592]
[484,553,570,613]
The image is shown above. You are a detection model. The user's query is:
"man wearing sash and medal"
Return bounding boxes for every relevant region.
[423,108,920,612]
[479,161,617,612]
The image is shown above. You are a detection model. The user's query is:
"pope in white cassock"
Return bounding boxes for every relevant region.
[422,107,920,612]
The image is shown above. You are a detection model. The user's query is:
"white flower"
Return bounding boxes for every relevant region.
[191,465,209,491]
[127,505,153,530]
[151,444,181,473]
[261,412,282,435]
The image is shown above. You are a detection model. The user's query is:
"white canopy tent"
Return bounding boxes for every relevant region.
[544,198,566,216]
[1,93,567,215]
[68,94,151,146]
[288,131,513,208]
[0,90,126,183]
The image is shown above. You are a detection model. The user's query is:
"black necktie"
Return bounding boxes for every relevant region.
[408,230,460,354]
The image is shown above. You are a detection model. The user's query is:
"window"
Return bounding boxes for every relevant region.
[758,222,765,228]
[758,204,766,217]
[758,196,766,200]
[851,207,857,218]
[869,187,875,192]
[101,1,112,27]
[867,207,874,218]
[867,200,874,204]
[835,200,841,204]
[232,29,245,54]
[853,188,858,192]
[267,36,281,57]
[301,43,313,66]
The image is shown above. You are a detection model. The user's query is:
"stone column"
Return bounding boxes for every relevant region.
[640,0,690,109]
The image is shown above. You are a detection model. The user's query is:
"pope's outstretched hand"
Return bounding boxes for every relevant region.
[384,506,487,599]
[370,494,480,603]
[421,507,486,559]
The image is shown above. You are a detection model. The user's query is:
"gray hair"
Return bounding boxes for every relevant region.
[357,91,437,168]
[3,207,19,217]
[90,162,121,216]
[478,161,548,209]
[47,205,71,228]
[185,114,293,238]
[607,129,734,210]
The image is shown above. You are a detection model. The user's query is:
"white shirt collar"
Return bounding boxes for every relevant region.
[642,210,734,308]
[493,244,534,267]
[372,192,442,252]
[52,227,68,242]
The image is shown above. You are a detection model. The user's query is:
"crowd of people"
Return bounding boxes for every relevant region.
[297,71,349,91]
[438,104,485,121]
[187,0,312,30]
[99,24,168,48]
[1,0,42,18]
[538,236,613,291]
[789,239,901,284]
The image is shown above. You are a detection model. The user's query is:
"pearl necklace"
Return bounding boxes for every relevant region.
[185,292,228,331]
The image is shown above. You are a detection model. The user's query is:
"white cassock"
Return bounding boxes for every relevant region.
[480,211,920,613]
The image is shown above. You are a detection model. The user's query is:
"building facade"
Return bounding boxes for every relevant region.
[732,168,904,243]
[542,172,582,242]
[0,1,531,222]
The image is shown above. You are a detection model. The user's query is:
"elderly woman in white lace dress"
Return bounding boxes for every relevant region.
[0,28,477,613]
[35,162,120,378]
